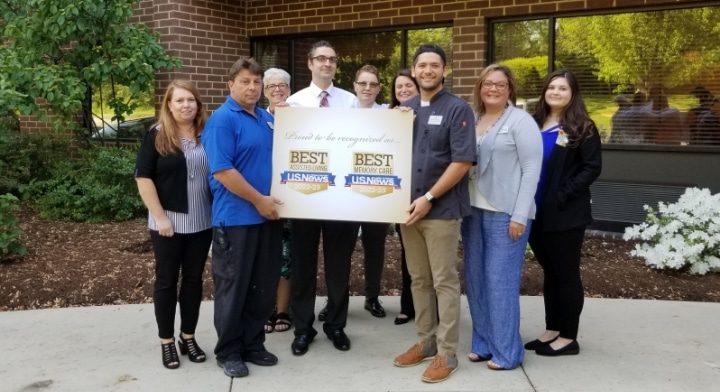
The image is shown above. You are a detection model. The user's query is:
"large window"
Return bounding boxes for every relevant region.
[492,6,720,148]
[253,26,453,107]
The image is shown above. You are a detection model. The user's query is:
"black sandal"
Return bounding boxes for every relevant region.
[274,312,292,332]
[265,314,277,334]
[178,335,206,363]
[161,340,180,369]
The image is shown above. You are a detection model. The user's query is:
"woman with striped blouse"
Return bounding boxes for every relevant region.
[135,80,213,369]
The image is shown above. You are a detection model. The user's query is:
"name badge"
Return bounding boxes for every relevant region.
[498,126,509,134]
[267,122,274,130]
[428,115,443,125]
[556,129,568,147]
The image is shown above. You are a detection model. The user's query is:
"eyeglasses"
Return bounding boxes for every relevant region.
[265,83,289,91]
[311,56,338,64]
[355,81,380,89]
[481,81,509,91]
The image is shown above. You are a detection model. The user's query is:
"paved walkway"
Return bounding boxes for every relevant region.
[2,296,720,392]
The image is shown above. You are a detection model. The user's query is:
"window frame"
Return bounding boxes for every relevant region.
[488,3,720,153]
[250,22,453,94]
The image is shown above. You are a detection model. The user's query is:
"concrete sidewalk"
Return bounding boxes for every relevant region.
[2,296,719,392]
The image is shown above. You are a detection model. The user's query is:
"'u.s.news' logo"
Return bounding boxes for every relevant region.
[280,150,335,195]
[344,152,401,198]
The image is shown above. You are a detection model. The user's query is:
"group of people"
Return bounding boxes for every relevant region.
[609,85,720,146]
[133,40,602,383]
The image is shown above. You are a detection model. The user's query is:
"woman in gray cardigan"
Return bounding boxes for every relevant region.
[460,64,542,370]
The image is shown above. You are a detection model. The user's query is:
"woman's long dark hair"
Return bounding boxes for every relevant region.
[390,69,419,108]
[533,69,595,144]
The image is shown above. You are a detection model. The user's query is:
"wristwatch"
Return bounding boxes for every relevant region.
[424,191,436,204]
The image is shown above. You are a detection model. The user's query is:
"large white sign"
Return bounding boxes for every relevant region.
[271,107,413,223]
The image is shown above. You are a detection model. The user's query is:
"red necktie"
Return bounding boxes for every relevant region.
[320,91,329,108]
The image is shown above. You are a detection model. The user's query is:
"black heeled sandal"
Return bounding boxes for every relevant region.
[178,334,206,363]
[161,340,180,369]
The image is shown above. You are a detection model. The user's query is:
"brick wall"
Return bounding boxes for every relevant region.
[19,0,712,132]
[19,99,76,136]
[132,0,248,112]
[241,0,712,101]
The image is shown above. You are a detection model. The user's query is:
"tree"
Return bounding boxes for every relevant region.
[492,20,549,63]
[0,0,180,134]
[557,8,720,93]
[501,56,548,99]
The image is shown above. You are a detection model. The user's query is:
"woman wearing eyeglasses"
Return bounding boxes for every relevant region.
[264,68,292,116]
[352,65,390,318]
[262,68,294,334]
[460,64,542,370]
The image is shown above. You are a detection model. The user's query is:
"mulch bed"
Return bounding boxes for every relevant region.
[2,204,719,311]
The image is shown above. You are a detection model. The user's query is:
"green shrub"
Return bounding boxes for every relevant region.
[0,127,70,197]
[0,111,20,132]
[0,193,26,259]
[501,56,549,99]
[29,146,144,223]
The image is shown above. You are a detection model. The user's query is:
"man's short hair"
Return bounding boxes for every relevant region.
[308,40,335,59]
[229,57,264,81]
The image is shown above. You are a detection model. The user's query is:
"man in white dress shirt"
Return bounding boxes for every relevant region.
[286,40,361,356]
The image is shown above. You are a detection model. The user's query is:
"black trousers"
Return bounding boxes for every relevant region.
[212,222,282,361]
[396,224,415,316]
[150,229,212,339]
[528,225,586,340]
[360,222,388,299]
[290,219,360,336]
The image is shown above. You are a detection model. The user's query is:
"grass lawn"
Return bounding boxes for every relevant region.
[92,106,155,126]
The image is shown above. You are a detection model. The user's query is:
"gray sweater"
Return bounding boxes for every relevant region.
[470,104,542,224]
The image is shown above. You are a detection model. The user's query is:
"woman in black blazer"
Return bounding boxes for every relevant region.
[135,80,212,369]
[524,69,602,356]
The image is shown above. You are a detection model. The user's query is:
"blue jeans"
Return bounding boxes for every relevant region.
[461,208,530,369]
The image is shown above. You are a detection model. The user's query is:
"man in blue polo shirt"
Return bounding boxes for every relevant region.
[202,57,283,378]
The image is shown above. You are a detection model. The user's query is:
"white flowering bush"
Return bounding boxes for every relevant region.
[623,187,720,275]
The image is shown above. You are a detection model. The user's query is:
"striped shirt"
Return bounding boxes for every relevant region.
[148,138,212,234]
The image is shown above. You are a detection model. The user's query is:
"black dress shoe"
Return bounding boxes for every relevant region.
[393,312,415,325]
[326,329,351,351]
[364,298,386,318]
[291,334,314,356]
[524,337,558,350]
[242,350,278,366]
[536,340,580,356]
[216,358,249,378]
[318,304,328,322]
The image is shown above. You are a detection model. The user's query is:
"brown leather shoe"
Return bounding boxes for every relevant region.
[393,341,437,367]
[421,354,458,383]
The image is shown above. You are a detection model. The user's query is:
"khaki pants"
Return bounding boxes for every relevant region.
[400,219,461,355]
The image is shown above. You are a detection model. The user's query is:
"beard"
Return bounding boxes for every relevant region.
[418,77,443,92]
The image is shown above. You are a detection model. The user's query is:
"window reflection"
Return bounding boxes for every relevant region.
[253,26,453,107]
[493,7,720,148]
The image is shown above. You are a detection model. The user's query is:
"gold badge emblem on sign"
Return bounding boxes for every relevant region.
[280,150,335,194]
[345,152,400,198]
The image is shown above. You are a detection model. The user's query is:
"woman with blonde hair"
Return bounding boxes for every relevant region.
[135,79,212,369]
[461,64,542,370]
